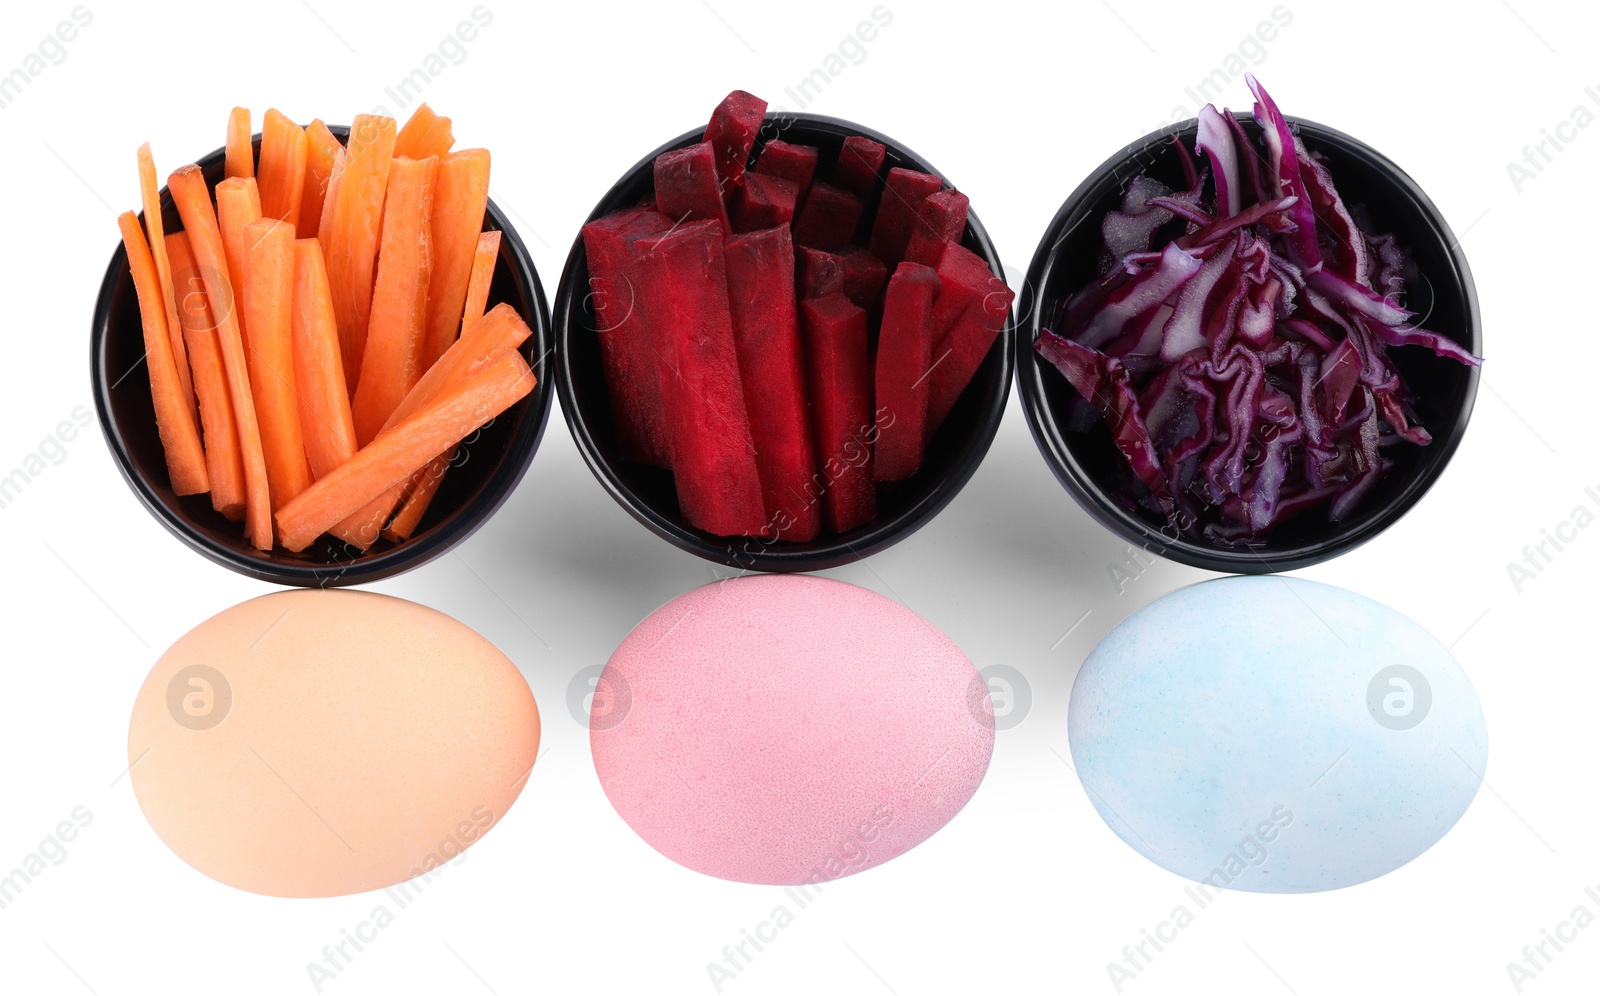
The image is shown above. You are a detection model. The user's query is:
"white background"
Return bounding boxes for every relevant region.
[1,1,1595,993]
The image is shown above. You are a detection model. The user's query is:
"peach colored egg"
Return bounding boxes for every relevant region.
[128,589,539,898]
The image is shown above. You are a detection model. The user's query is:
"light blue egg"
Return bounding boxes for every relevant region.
[1069,576,1487,894]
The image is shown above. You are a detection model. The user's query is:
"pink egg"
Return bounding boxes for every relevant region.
[590,574,993,885]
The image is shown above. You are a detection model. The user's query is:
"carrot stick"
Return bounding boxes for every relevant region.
[225,107,253,179]
[421,148,491,368]
[183,328,244,519]
[394,102,454,160]
[330,302,533,546]
[323,113,397,392]
[119,211,209,496]
[257,109,308,231]
[214,177,262,328]
[136,143,193,412]
[351,155,437,446]
[325,481,398,550]
[291,238,357,479]
[298,119,342,240]
[316,144,346,254]
[384,230,501,539]
[393,303,533,428]
[382,456,449,541]
[460,230,501,331]
[168,231,245,518]
[241,218,313,510]
[169,164,273,549]
[275,349,535,552]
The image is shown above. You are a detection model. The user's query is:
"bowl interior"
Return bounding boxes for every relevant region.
[1018,114,1480,572]
[94,128,552,586]
[555,113,1014,572]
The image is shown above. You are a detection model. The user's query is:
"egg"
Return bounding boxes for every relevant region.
[590,575,993,885]
[1069,576,1487,893]
[128,589,540,898]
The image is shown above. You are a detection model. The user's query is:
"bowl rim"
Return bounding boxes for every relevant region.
[90,125,554,587]
[1014,112,1482,575]
[553,110,1015,573]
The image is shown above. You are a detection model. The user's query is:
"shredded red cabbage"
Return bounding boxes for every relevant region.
[1036,75,1481,545]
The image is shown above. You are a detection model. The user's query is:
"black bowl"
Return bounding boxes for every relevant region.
[554,112,1013,573]
[1016,114,1481,574]
[92,126,552,586]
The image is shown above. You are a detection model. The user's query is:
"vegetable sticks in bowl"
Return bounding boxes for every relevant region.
[115,103,533,555]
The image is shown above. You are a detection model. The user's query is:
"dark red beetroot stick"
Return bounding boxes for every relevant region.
[801,295,877,533]
[873,262,940,481]
[724,226,822,542]
[926,242,1013,435]
[731,172,799,233]
[629,219,767,536]
[792,180,865,251]
[583,205,676,467]
[836,247,888,313]
[797,246,845,299]
[868,167,944,266]
[654,142,731,234]
[835,135,886,198]
[903,188,970,267]
[702,90,767,194]
[753,140,818,193]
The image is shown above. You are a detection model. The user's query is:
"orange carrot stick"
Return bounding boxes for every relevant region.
[119,211,209,496]
[298,119,342,240]
[241,218,313,510]
[394,102,454,160]
[316,144,347,253]
[169,164,273,549]
[460,230,501,331]
[257,109,308,231]
[182,331,245,518]
[323,113,397,391]
[351,155,437,445]
[136,143,193,412]
[381,456,449,541]
[325,480,398,550]
[214,177,262,328]
[393,303,532,430]
[225,107,253,179]
[168,231,245,518]
[422,148,491,368]
[330,302,533,546]
[291,238,357,479]
[275,349,535,552]
[385,230,501,539]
